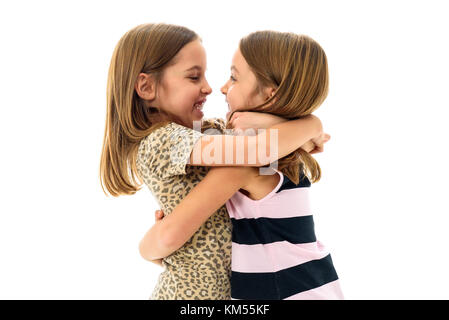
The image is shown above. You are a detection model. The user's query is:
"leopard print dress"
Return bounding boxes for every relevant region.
[136,118,232,300]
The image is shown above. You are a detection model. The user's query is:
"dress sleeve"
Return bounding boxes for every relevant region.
[201,117,233,135]
[138,122,204,180]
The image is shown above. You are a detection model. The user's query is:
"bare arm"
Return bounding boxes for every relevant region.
[228,112,329,154]
[149,258,163,266]
[189,114,322,167]
[138,167,254,261]
[142,210,164,266]
[228,112,317,153]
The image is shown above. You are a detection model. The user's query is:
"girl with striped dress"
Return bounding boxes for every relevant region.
[226,167,342,299]
[222,31,343,299]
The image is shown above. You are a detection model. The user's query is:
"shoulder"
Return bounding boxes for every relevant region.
[146,121,198,143]
[137,121,205,179]
[137,121,173,159]
[139,122,202,155]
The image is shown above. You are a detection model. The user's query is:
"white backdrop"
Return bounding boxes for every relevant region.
[1,0,448,299]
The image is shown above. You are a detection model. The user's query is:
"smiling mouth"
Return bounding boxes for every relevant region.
[193,99,206,111]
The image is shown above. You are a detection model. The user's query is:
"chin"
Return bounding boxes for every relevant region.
[193,114,204,121]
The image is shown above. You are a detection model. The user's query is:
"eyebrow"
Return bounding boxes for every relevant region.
[185,65,203,72]
[231,66,239,73]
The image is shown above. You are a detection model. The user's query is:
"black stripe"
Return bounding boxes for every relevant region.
[231,254,339,300]
[231,215,316,245]
[232,272,279,300]
[276,171,311,193]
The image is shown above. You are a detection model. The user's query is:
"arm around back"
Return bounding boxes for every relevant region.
[139,166,255,261]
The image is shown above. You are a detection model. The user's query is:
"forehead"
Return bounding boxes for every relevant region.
[231,48,250,74]
[170,39,207,70]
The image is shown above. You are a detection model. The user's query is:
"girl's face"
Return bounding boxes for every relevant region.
[221,48,268,120]
[155,39,212,128]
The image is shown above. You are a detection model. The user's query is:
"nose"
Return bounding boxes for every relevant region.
[221,81,229,95]
[202,79,212,95]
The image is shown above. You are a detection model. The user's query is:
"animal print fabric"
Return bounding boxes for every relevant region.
[136,118,232,300]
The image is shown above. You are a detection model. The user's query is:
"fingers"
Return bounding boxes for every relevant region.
[230,112,241,121]
[154,210,164,221]
[314,133,331,145]
[310,137,325,154]
[310,146,323,154]
[229,112,240,127]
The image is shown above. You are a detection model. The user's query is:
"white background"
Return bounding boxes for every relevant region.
[1,0,448,299]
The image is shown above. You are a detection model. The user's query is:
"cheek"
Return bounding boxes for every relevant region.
[226,86,241,110]
[184,87,200,106]
[172,85,197,109]
[247,90,264,107]
[227,85,254,111]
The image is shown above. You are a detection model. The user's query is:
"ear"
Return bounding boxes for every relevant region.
[135,73,156,101]
[263,86,277,102]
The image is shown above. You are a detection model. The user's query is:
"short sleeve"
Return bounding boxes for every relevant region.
[201,117,234,135]
[138,122,204,180]
[201,117,225,133]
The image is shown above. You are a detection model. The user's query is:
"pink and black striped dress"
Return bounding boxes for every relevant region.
[225,168,344,300]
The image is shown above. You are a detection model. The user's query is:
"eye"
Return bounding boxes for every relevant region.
[188,76,200,81]
[230,75,236,82]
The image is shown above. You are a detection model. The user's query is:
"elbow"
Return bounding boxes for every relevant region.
[138,229,178,262]
[310,114,323,136]
[138,240,157,262]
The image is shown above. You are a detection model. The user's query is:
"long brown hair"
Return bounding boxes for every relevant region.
[100,23,198,196]
[233,31,329,184]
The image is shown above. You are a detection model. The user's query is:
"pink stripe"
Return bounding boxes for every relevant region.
[284,280,344,300]
[226,187,312,220]
[232,240,329,273]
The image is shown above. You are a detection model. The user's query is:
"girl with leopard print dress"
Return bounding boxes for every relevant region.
[100,23,325,300]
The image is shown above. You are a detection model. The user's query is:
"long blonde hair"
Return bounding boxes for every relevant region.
[100,23,198,196]
[233,31,329,184]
